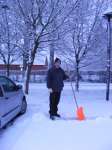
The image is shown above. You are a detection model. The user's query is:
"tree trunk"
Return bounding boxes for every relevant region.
[6,64,10,77]
[49,20,56,68]
[24,42,38,94]
[75,64,80,91]
[49,43,54,68]
[23,22,30,80]
[23,53,28,79]
[24,63,32,94]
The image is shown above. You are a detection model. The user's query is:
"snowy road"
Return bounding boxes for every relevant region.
[0,83,112,150]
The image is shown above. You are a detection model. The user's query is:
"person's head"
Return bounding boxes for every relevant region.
[54,57,61,68]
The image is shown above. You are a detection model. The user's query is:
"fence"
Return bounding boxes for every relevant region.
[0,70,111,83]
[0,70,47,83]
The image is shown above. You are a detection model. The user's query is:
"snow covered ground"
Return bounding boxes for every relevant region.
[0,82,112,150]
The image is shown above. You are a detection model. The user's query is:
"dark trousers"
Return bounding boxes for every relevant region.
[49,92,61,116]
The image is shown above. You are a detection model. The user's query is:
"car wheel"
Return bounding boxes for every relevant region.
[20,97,27,114]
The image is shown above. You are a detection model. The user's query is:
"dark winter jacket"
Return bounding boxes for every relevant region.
[47,66,69,92]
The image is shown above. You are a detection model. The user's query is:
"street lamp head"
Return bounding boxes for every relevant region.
[103,11,112,19]
[1,5,10,10]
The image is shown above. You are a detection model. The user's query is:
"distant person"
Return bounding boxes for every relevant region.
[47,58,69,120]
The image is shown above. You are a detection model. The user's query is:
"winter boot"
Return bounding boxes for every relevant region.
[50,115,55,120]
[55,114,61,118]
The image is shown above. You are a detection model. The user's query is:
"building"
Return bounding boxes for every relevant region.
[0,63,48,82]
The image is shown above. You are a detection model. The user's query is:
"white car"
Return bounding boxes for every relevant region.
[0,76,27,128]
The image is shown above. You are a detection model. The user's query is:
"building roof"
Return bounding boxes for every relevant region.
[0,64,48,71]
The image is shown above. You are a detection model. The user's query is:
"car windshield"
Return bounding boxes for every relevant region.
[0,76,16,92]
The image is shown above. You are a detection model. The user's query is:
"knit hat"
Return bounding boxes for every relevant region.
[54,57,61,64]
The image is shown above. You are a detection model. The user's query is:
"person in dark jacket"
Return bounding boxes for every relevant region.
[47,58,69,120]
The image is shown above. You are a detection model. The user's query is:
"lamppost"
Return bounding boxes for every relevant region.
[103,11,112,101]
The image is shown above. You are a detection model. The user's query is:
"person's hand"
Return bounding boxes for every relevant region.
[65,72,69,76]
[48,88,53,93]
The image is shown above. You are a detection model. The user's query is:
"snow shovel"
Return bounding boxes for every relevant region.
[70,80,85,121]
[64,61,85,121]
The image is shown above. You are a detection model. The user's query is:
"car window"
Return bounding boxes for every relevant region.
[0,77,16,92]
[0,86,3,97]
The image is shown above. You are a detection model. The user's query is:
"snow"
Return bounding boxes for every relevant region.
[0,82,112,150]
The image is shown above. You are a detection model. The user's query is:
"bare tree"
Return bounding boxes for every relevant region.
[15,0,78,94]
[0,3,22,76]
[56,0,109,91]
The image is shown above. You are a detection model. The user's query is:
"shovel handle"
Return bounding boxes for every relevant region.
[70,80,79,109]
[64,61,79,109]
